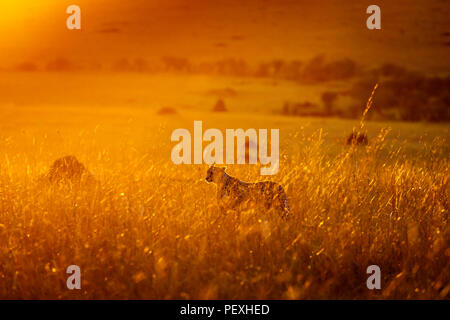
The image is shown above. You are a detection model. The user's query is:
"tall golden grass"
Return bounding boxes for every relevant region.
[0,115,447,299]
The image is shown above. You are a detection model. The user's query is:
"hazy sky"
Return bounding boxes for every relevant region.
[0,0,449,72]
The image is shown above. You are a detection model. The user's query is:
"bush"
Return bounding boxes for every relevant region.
[282,101,322,117]
[215,59,249,77]
[346,131,368,146]
[301,56,358,82]
[112,58,133,72]
[206,88,237,98]
[377,63,407,78]
[326,58,357,80]
[46,58,77,72]
[213,99,227,112]
[157,107,177,115]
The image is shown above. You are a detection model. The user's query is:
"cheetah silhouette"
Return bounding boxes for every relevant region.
[205,166,289,219]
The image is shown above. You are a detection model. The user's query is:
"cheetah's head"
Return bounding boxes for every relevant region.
[205,165,226,183]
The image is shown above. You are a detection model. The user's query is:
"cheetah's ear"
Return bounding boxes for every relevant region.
[220,166,226,171]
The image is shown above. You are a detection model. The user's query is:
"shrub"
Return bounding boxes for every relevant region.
[346,131,369,146]
[157,107,177,115]
[281,101,323,117]
[213,99,227,112]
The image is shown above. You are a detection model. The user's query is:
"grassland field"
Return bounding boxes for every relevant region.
[0,72,448,299]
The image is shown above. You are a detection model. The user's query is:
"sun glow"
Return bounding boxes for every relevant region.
[0,1,48,27]
[0,1,63,63]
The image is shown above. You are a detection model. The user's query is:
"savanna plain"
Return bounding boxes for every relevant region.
[0,72,448,299]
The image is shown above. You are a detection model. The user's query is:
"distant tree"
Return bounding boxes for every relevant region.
[284,60,303,80]
[133,58,149,72]
[282,102,290,115]
[255,63,270,78]
[15,62,38,72]
[326,58,357,80]
[113,58,133,72]
[270,59,285,77]
[378,63,406,78]
[302,55,326,82]
[321,91,339,115]
[161,56,191,72]
[46,58,76,72]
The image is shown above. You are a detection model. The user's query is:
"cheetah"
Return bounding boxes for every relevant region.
[205,166,289,218]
